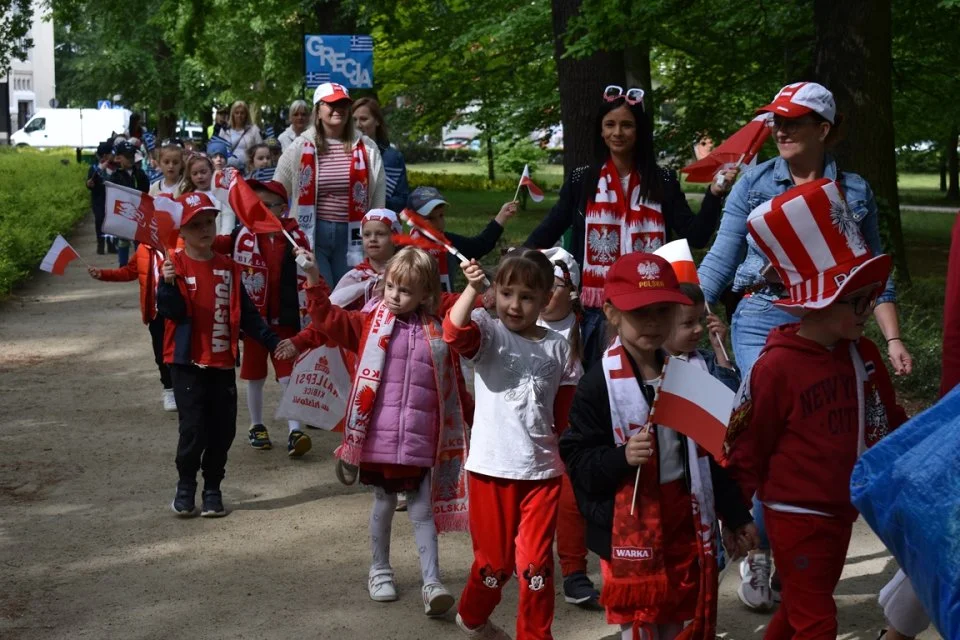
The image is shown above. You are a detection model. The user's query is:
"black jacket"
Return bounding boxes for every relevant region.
[156,277,280,366]
[107,166,150,193]
[560,354,752,561]
[226,227,303,330]
[87,165,109,214]
[524,165,724,277]
[440,219,505,291]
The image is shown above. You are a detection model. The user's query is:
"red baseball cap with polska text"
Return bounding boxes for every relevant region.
[603,253,692,311]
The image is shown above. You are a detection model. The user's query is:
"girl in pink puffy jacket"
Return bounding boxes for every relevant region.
[294,246,472,618]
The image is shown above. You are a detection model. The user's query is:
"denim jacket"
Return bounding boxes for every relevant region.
[698,155,896,305]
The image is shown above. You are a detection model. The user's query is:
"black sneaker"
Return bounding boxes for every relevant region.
[200,489,226,517]
[171,481,197,517]
[248,424,272,450]
[287,430,312,457]
[563,571,600,606]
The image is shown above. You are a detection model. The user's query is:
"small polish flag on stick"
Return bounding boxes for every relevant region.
[654,239,699,285]
[653,356,736,459]
[654,239,729,361]
[104,183,183,254]
[40,235,85,275]
[514,164,544,203]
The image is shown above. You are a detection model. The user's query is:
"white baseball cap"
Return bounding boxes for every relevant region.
[312,82,351,105]
[541,246,581,288]
[757,82,836,124]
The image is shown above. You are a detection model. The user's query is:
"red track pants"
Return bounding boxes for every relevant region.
[458,472,561,640]
[764,508,853,640]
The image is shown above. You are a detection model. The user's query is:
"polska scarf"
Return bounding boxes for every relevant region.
[602,339,718,640]
[233,219,311,327]
[336,301,469,532]
[295,138,370,264]
[582,159,666,307]
[329,259,381,309]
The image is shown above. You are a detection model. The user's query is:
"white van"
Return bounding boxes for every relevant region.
[10,108,132,150]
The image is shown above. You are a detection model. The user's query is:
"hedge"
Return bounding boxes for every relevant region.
[0,148,90,296]
[406,170,563,194]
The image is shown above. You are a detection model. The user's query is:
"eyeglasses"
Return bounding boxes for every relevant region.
[769,116,818,134]
[603,85,645,107]
[836,290,879,316]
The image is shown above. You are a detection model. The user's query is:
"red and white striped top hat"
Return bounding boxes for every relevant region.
[746,178,891,313]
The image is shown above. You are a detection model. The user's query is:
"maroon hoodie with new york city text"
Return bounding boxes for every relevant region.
[724,324,907,522]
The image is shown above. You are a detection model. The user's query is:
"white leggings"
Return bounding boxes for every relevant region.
[879,569,930,637]
[369,470,440,585]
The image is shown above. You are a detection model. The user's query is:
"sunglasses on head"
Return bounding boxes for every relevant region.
[603,85,645,107]
[162,138,184,148]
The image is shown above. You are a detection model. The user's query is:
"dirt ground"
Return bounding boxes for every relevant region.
[0,216,942,640]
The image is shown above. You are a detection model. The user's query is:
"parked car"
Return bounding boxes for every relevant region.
[10,108,132,150]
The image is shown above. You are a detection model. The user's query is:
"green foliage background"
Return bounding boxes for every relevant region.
[0,149,90,295]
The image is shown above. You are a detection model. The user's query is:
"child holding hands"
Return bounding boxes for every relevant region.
[444,250,580,640]
[560,252,756,640]
[295,246,470,617]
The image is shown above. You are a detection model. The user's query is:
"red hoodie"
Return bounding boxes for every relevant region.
[724,324,907,522]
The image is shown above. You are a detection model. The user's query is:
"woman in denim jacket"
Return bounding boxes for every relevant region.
[698,81,913,613]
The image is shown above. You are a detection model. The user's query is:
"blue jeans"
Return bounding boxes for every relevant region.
[313,220,350,286]
[731,293,797,551]
[581,307,608,369]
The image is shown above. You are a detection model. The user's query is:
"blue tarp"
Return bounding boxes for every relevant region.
[851,385,960,640]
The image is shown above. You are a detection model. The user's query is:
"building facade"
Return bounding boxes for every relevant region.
[1,2,56,143]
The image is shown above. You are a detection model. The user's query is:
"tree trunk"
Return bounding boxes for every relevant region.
[948,126,959,201]
[813,0,909,284]
[941,143,948,192]
[551,0,625,176]
[624,41,653,119]
[155,39,178,140]
[486,134,495,182]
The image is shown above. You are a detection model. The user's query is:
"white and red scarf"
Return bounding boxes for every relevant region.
[582,159,666,307]
[295,138,370,264]
[234,220,311,327]
[336,301,469,533]
[602,339,718,640]
[329,259,382,310]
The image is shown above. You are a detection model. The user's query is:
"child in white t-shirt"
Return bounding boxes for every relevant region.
[444,248,580,640]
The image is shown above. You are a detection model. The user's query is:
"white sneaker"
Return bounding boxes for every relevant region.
[162,389,177,412]
[737,552,774,611]
[455,613,512,639]
[422,583,455,617]
[368,569,398,602]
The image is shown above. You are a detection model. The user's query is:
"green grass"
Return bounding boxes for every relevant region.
[0,147,90,296]
[898,172,960,208]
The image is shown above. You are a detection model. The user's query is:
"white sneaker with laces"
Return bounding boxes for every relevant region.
[162,389,177,412]
[455,613,512,639]
[422,583,455,617]
[737,551,774,611]
[368,569,398,602]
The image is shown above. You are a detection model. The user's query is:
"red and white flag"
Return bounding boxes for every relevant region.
[40,235,81,275]
[518,164,544,202]
[228,174,284,234]
[652,356,736,459]
[654,239,700,285]
[104,183,183,252]
[400,208,464,259]
[681,113,772,183]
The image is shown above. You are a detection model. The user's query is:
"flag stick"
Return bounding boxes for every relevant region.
[281,228,299,249]
[75,253,93,269]
[512,179,523,203]
[704,301,731,362]
[630,374,664,516]
[715,153,747,189]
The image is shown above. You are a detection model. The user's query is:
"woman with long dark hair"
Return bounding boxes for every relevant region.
[525,85,733,367]
[352,97,409,214]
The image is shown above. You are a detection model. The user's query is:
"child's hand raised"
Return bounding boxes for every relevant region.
[162,259,176,284]
[460,259,487,292]
[87,266,102,279]
[706,313,728,346]
[495,201,519,226]
[295,248,321,284]
[624,429,654,466]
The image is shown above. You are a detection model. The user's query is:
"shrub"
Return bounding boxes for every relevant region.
[489,138,548,177]
[0,148,90,296]
[406,171,522,193]
[402,145,478,164]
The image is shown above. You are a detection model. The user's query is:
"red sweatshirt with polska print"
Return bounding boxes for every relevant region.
[724,324,907,522]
